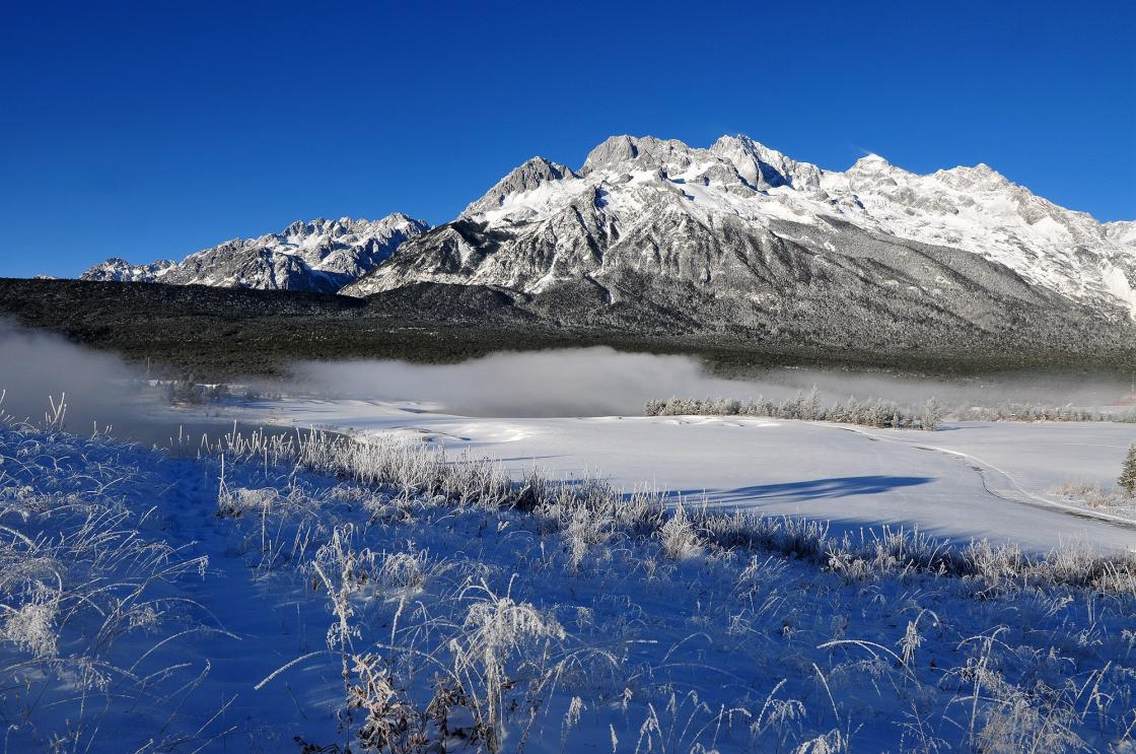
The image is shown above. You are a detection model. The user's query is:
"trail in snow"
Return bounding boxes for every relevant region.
[829,423,1136,531]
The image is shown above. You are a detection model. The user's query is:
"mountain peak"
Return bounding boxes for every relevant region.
[580,135,698,175]
[933,162,1012,189]
[710,134,823,190]
[463,156,578,217]
[384,211,425,226]
[849,153,893,172]
[710,134,787,162]
[580,135,642,172]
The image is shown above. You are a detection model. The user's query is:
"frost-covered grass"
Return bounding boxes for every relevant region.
[2,416,1136,752]
[0,423,225,752]
[199,427,1136,595]
[1051,481,1136,523]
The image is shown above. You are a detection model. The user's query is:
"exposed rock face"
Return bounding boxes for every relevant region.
[82,214,429,293]
[462,157,579,217]
[342,134,1134,348]
[78,132,1135,348]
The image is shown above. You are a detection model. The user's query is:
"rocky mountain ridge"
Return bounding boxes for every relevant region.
[346,135,1135,324]
[83,213,428,293]
[78,134,1135,347]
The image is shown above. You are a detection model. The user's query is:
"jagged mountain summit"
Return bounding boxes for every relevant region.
[343,134,1135,347]
[83,214,429,293]
[73,134,1135,350]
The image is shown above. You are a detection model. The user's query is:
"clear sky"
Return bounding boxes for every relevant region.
[2,0,1134,278]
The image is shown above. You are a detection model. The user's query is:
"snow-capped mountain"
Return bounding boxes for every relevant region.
[83,214,429,293]
[343,135,1136,342]
[83,257,179,283]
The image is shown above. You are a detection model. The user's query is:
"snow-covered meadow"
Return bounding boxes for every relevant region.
[3,416,1136,753]
[222,398,1136,554]
[3,338,1136,752]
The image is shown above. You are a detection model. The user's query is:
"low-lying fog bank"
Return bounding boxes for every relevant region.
[0,323,293,445]
[2,322,1132,429]
[288,347,1134,417]
[1,322,145,431]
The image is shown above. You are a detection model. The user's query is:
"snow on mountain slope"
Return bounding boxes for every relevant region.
[82,213,429,293]
[1106,220,1136,249]
[825,155,1136,314]
[81,256,179,283]
[346,135,1135,322]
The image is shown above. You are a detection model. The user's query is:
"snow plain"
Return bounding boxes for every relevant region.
[219,398,1136,554]
[8,419,1135,752]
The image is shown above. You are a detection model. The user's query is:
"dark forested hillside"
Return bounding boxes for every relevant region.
[1,278,1133,380]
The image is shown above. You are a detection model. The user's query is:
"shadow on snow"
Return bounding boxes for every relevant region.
[659,475,934,505]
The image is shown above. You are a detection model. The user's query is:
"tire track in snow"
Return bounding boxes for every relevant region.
[824,423,1136,534]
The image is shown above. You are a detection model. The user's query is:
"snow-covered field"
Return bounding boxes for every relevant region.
[220,398,1136,554]
[3,412,1136,753]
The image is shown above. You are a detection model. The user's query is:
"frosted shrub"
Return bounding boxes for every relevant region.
[960,540,1025,586]
[792,729,851,754]
[347,653,425,752]
[451,584,567,751]
[375,549,429,592]
[946,641,1087,754]
[215,453,283,517]
[529,479,666,542]
[311,523,377,595]
[734,555,789,599]
[658,503,702,560]
[200,429,517,510]
[749,683,808,751]
[43,393,67,432]
[1,591,59,659]
[918,397,944,431]
[218,486,280,517]
[976,697,1083,754]
[564,506,611,571]
[695,510,831,560]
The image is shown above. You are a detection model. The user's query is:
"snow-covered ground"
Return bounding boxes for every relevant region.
[4,414,1135,753]
[218,399,1136,553]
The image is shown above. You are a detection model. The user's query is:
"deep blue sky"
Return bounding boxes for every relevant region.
[2,0,1134,278]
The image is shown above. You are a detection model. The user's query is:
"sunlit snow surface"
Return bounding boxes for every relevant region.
[221,399,1136,553]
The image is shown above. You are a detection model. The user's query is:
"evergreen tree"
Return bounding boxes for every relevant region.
[1120,444,1136,497]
